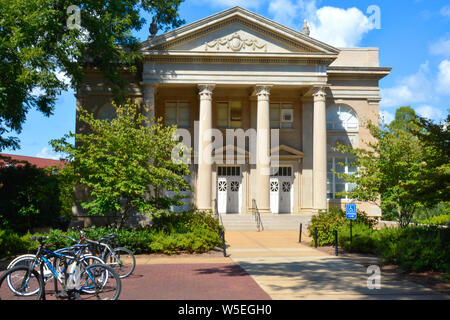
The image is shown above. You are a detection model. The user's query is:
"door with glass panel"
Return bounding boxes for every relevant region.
[217,166,242,214]
[270,166,293,214]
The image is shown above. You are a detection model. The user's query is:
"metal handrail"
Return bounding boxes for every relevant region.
[252,199,264,232]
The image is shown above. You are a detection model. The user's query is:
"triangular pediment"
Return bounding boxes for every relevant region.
[142,7,339,56]
[271,145,305,158]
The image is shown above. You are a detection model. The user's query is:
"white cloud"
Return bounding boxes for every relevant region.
[55,70,71,86]
[380,62,434,107]
[310,6,375,47]
[268,0,376,47]
[379,109,394,124]
[36,147,61,160]
[268,0,316,28]
[415,105,445,121]
[437,59,450,95]
[429,35,450,57]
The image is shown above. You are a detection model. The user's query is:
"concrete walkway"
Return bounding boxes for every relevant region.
[225,230,450,300]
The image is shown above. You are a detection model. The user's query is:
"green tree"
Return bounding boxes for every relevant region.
[390,106,419,131]
[412,112,450,207]
[0,0,184,150]
[0,160,67,233]
[335,116,431,228]
[51,102,190,228]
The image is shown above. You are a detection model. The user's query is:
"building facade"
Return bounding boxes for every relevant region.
[75,7,391,219]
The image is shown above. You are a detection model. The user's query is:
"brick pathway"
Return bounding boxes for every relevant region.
[119,264,271,300]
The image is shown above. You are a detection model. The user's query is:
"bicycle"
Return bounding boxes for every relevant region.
[6,236,105,296]
[0,236,121,300]
[76,230,136,279]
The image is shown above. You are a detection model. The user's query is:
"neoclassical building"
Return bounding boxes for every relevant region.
[75,7,390,223]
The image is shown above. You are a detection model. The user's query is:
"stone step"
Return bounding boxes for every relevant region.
[219,214,314,231]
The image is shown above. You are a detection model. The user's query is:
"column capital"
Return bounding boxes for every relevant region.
[255,85,272,101]
[198,84,215,99]
[312,86,327,101]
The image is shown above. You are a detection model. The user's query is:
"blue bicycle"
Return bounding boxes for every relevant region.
[0,236,121,300]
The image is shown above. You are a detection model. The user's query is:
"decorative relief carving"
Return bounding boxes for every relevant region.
[205,32,267,52]
[255,85,272,100]
[313,87,327,100]
[198,84,215,99]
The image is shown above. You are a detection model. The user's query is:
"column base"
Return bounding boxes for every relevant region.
[253,208,272,215]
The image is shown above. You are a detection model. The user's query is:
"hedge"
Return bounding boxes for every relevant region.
[338,224,450,273]
[0,211,222,258]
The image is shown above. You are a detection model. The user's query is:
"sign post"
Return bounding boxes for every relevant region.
[346,204,357,244]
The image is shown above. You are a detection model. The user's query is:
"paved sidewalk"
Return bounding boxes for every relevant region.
[225,230,450,300]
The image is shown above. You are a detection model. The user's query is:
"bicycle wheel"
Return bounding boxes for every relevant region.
[79,255,107,294]
[7,256,53,288]
[103,247,135,278]
[78,264,121,300]
[7,254,36,269]
[0,266,44,300]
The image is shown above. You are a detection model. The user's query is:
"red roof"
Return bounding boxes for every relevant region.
[0,153,66,169]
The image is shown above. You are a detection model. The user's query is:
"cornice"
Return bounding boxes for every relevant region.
[143,54,335,66]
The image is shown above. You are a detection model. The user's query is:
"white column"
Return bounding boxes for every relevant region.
[142,84,157,124]
[255,85,272,214]
[196,84,215,210]
[313,87,327,211]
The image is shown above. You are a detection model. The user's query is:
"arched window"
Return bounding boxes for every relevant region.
[326,104,358,131]
[97,103,116,121]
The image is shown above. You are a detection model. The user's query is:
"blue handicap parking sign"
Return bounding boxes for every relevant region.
[346,204,357,219]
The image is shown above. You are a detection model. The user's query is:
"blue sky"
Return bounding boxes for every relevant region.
[5,0,450,159]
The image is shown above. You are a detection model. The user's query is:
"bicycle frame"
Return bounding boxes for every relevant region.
[28,244,98,300]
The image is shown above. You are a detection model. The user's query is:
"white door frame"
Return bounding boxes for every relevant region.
[270,166,294,214]
[217,166,242,214]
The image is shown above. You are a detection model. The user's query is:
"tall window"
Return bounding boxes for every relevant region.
[165,102,190,128]
[327,157,357,200]
[326,105,358,131]
[270,103,294,129]
[217,102,242,128]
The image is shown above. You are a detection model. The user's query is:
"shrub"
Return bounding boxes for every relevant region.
[338,223,377,254]
[418,214,450,226]
[0,210,222,258]
[308,206,376,246]
[393,227,450,273]
[338,224,450,274]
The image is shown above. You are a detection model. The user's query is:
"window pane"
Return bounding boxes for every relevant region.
[335,160,345,173]
[217,103,228,128]
[335,183,345,198]
[281,108,293,122]
[270,104,280,124]
[327,181,333,199]
[178,103,190,128]
[348,182,356,192]
[348,165,357,175]
[165,103,177,126]
[230,102,242,128]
